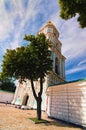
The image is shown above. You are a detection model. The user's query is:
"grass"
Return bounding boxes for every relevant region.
[29,118,49,124]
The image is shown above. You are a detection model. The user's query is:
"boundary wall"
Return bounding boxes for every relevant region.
[0,90,14,103]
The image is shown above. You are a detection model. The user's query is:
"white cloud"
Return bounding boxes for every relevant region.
[66,65,86,75]
[0,1,14,38]
[66,56,86,76]
[0,0,42,50]
[78,59,86,66]
[59,17,86,61]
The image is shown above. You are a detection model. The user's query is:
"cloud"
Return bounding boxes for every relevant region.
[0,0,59,51]
[66,65,86,75]
[60,18,86,56]
[0,0,41,49]
[66,58,86,76]
[0,1,14,39]
[78,59,86,66]
[0,0,43,69]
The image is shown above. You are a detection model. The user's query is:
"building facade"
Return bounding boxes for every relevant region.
[46,79,86,127]
[12,21,66,110]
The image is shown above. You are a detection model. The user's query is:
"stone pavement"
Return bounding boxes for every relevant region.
[0,103,84,130]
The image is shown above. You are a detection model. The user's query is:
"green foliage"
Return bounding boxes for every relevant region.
[26,33,52,79]
[0,73,16,92]
[2,47,25,81]
[59,0,86,28]
[2,33,52,82]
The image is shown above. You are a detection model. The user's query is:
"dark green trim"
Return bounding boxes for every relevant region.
[49,78,86,87]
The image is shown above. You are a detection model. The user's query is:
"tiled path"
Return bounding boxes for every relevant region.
[0,103,84,130]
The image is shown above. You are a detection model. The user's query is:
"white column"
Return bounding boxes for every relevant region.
[53,53,55,72]
[63,60,65,79]
[59,58,62,76]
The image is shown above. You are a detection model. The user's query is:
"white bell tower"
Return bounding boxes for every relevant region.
[38,21,66,85]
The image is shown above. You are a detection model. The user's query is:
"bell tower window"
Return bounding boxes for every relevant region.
[55,58,60,75]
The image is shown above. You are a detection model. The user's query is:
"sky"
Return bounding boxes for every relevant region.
[0,0,86,82]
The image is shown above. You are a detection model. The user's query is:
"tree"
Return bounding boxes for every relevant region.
[58,0,86,28]
[0,73,16,92]
[2,33,52,120]
[24,33,52,120]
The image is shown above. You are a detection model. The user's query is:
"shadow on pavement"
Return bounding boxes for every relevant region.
[42,119,84,129]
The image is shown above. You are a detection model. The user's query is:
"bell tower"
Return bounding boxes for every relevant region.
[38,21,66,85]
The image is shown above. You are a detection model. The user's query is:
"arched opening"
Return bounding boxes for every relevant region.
[55,57,60,75]
[22,94,29,106]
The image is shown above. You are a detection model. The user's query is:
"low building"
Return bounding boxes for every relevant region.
[46,79,86,127]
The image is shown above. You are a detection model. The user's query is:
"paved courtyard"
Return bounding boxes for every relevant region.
[0,103,84,130]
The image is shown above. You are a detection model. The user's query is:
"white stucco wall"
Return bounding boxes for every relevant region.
[46,80,86,127]
[0,91,14,103]
[13,78,48,110]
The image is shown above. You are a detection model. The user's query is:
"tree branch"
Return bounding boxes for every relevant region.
[40,77,43,96]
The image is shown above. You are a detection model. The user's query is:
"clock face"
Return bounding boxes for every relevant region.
[46,27,53,33]
[43,27,53,34]
[44,27,53,33]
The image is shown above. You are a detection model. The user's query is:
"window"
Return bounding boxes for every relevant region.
[55,58,60,75]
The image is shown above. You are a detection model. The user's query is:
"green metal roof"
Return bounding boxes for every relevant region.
[49,78,86,87]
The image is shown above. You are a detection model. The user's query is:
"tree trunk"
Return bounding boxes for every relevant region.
[30,78,37,100]
[37,95,42,120]
[36,77,43,120]
[30,77,43,120]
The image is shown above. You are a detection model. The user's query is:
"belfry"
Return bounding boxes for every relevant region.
[38,21,66,86]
